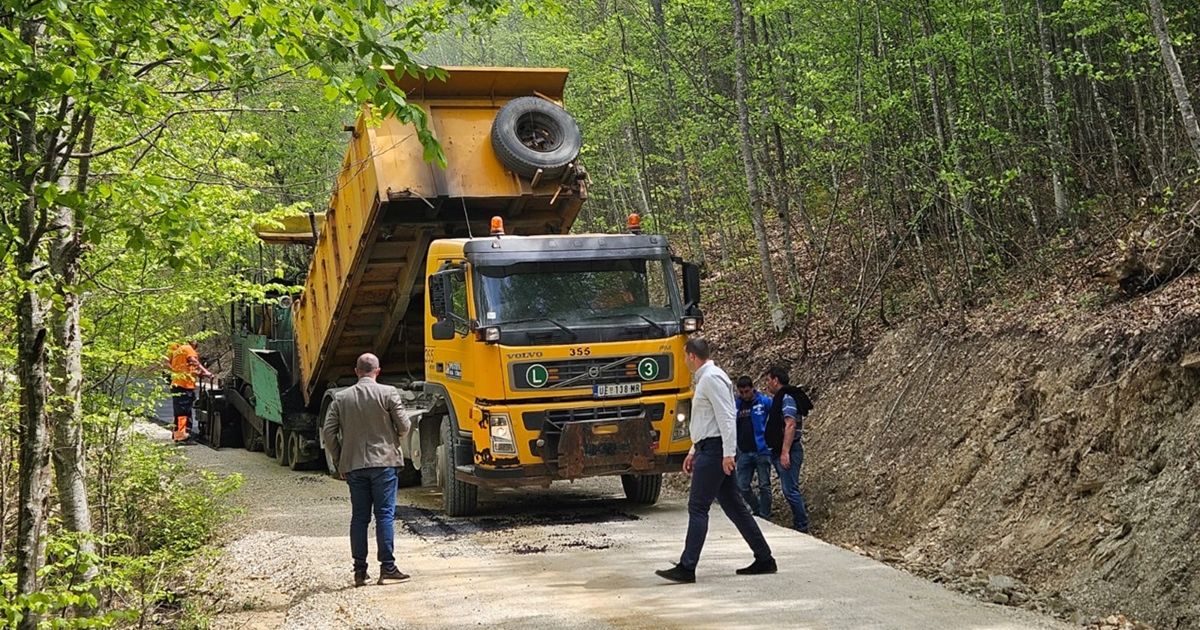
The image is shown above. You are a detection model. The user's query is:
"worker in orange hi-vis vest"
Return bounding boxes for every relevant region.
[168,340,212,444]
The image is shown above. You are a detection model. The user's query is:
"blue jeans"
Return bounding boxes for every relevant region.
[679,439,773,571]
[347,467,398,573]
[735,451,772,517]
[772,443,810,532]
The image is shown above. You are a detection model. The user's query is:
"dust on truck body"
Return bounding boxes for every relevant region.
[208,67,703,515]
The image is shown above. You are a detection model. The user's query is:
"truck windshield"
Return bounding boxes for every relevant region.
[476,258,682,337]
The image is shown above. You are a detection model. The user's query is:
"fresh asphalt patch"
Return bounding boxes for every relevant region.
[394,504,638,541]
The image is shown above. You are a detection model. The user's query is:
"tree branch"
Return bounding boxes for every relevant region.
[69,107,295,159]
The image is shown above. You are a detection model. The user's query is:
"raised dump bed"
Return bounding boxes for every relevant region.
[292,67,587,404]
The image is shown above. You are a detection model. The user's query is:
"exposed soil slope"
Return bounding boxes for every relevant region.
[710,274,1200,628]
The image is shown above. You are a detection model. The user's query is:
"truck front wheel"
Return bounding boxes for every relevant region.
[439,419,478,516]
[621,473,663,505]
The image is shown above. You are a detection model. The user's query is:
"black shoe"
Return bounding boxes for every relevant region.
[736,557,778,575]
[378,566,410,584]
[655,564,696,583]
[354,571,369,587]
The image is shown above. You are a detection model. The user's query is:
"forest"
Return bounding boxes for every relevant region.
[2,0,1198,626]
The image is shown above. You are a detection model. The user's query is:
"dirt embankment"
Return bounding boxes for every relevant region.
[756,277,1200,629]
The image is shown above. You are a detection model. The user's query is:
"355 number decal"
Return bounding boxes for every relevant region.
[569,346,592,357]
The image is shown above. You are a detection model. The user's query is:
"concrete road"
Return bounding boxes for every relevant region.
[171,425,1070,630]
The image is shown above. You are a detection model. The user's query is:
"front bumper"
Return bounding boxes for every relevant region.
[462,393,691,487]
[458,452,689,487]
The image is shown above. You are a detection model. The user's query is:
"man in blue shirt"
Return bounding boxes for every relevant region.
[734,376,773,518]
[763,365,813,533]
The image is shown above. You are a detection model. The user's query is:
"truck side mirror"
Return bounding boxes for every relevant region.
[682,262,702,315]
[431,319,455,340]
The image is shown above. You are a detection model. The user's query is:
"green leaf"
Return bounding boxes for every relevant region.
[228,0,246,18]
[52,65,77,85]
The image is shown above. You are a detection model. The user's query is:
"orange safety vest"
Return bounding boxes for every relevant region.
[169,343,200,389]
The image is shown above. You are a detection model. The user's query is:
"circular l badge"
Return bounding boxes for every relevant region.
[527,364,549,388]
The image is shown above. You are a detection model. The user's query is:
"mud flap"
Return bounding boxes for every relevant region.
[557,417,655,479]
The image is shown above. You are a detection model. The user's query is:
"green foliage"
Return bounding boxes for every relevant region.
[417,0,1199,342]
[1,436,241,628]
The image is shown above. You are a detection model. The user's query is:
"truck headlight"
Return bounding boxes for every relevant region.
[672,399,691,441]
[488,413,517,455]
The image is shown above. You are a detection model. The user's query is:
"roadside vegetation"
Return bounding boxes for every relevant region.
[0,0,509,626]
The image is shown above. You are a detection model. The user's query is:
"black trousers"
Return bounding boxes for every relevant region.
[678,438,773,570]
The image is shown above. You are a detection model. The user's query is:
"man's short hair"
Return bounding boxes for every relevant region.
[764,365,789,385]
[736,375,753,388]
[356,353,381,374]
[684,337,711,360]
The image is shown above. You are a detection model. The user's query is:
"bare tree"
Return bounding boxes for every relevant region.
[1036,0,1071,221]
[1147,0,1200,165]
[731,0,786,331]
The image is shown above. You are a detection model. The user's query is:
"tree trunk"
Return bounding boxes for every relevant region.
[618,17,656,228]
[1125,43,1162,185]
[1078,34,1124,183]
[731,0,785,331]
[50,113,96,580]
[1035,0,1070,221]
[1147,0,1200,165]
[15,20,53,630]
[760,17,803,299]
[651,0,705,269]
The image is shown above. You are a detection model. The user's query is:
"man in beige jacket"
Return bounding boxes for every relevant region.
[321,353,412,587]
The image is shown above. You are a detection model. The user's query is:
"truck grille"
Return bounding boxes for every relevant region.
[522,403,665,431]
[510,354,672,390]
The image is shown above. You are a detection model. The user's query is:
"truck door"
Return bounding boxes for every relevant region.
[429,260,475,395]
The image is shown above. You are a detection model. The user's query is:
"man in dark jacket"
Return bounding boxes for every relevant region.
[763,365,813,533]
[734,376,773,517]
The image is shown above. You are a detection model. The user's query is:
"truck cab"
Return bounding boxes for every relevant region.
[421,225,701,513]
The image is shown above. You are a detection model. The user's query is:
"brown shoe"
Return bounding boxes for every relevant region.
[378,566,410,584]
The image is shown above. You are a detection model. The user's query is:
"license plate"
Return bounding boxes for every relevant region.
[593,382,642,398]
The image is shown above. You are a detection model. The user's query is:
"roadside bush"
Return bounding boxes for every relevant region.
[0,432,242,628]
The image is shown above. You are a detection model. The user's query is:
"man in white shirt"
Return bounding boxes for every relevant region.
[655,338,776,583]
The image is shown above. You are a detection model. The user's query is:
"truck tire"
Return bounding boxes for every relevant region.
[440,419,478,516]
[288,432,306,471]
[397,458,421,488]
[274,428,290,466]
[621,473,662,505]
[491,96,581,180]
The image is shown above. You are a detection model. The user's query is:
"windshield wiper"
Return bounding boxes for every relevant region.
[584,313,667,336]
[496,317,577,340]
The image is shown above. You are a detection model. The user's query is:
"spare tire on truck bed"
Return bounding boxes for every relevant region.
[490,96,582,180]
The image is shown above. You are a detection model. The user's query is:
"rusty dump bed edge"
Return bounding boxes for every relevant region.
[291,67,585,405]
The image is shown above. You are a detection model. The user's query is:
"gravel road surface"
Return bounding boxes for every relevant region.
[168,425,1071,630]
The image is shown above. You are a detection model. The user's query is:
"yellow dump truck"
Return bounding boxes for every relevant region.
[198,67,704,515]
